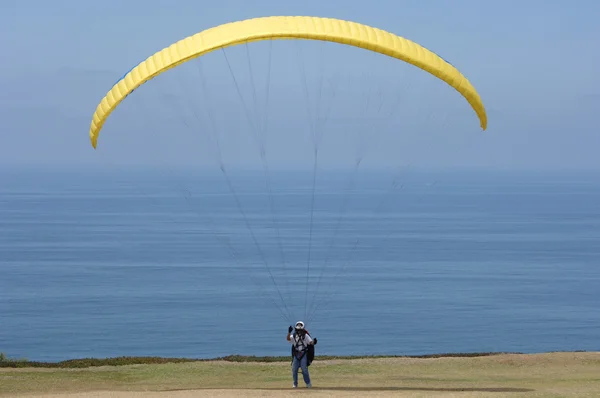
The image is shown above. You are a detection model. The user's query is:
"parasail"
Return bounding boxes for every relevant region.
[88,15,487,325]
[90,16,486,147]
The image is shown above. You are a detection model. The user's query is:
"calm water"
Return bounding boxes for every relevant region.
[1,168,599,362]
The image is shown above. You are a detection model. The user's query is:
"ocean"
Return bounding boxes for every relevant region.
[1,168,599,362]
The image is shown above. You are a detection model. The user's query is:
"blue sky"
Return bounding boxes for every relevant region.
[1,0,599,171]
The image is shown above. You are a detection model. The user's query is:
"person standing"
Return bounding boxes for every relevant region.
[287,321,316,388]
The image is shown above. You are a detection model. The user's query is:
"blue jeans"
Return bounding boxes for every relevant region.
[292,354,311,386]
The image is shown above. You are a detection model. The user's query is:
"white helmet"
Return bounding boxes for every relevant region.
[295,321,305,330]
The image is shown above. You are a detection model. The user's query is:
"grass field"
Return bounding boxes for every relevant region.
[1,352,599,397]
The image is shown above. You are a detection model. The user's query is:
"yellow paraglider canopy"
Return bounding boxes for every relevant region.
[89,15,487,148]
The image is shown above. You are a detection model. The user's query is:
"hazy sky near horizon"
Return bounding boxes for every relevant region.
[1,0,599,171]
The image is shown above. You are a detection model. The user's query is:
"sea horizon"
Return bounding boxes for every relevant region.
[2,167,599,362]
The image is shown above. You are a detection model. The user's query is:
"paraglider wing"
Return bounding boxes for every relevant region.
[89,15,487,148]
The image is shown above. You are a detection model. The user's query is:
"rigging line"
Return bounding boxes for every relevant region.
[302,45,344,320]
[306,76,367,303]
[109,85,291,322]
[306,174,414,321]
[294,41,321,320]
[262,161,294,308]
[146,75,291,321]
[183,196,292,323]
[307,83,447,320]
[193,60,224,161]
[306,159,361,316]
[246,40,293,308]
[354,79,396,161]
[298,73,342,320]
[244,42,261,135]
[308,111,456,321]
[261,40,273,140]
[220,47,294,320]
[295,41,317,148]
[306,175,409,321]
[307,76,345,320]
[307,76,411,317]
[314,40,326,147]
[308,178,442,321]
[169,58,289,321]
[312,70,340,152]
[258,39,294,309]
[359,69,414,158]
[174,182,292,323]
[172,79,291,321]
[221,49,260,142]
[159,75,218,161]
[219,163,293,321]
[305,150,318,321]
[222,45,286,269]
[313,60,341,153]
[221,45,292,310]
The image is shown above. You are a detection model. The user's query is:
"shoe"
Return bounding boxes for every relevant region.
[292,384,297,388]
[306,383,312,388]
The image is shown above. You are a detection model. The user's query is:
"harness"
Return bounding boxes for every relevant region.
[291,330,316,366]
[292,332,309,359]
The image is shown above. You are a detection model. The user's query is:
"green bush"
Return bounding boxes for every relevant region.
[0,352,514,369]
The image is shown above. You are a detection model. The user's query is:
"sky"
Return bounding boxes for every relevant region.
[1,0,599,171]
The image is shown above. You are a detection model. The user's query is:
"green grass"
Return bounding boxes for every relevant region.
[1,352,599,397]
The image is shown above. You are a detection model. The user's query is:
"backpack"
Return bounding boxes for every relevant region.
[291,330,317,366]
